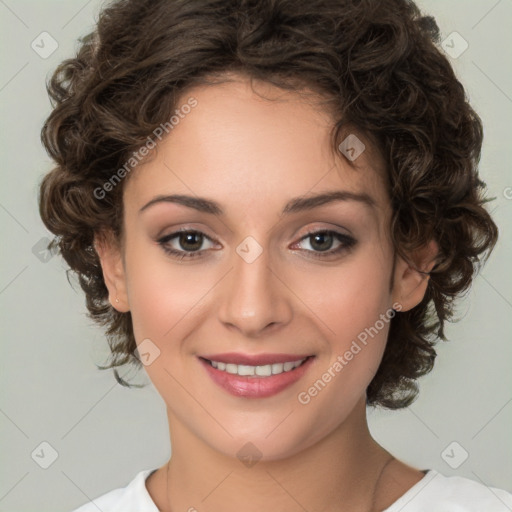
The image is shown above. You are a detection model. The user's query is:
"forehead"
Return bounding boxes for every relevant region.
[124,77,389,220]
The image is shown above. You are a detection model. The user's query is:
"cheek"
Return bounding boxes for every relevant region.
[123,242,207,344]
[294,248,393,389]
[296,249,392,338]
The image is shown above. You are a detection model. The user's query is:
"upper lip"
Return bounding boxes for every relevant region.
[200,353,313,366]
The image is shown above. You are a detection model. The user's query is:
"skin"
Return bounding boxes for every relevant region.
[96,74,438,512]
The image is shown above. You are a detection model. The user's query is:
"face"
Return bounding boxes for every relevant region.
[98,75,432,461]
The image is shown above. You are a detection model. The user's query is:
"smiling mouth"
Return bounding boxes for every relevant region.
[199,356,312,378]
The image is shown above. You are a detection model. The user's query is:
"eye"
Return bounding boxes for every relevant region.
[157,228,357,261]
[292,229,357,259]
[157,229,217,260]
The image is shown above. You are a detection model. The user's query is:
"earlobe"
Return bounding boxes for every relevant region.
[392,239,439,312]
[93,231,130,312]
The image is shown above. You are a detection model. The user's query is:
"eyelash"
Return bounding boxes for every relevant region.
[157,228,357,261]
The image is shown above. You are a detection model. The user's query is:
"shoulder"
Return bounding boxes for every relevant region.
[69,468,159,512]
[385,469,512,512]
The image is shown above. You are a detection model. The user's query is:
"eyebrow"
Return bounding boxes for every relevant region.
[139,190,376,216]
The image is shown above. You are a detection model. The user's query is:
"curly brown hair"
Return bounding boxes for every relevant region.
[38,0,498,409]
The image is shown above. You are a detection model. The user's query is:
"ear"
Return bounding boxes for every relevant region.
[94,231,130,312]
[391,239,439,312]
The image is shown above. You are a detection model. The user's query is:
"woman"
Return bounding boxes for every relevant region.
[38,0,511,510]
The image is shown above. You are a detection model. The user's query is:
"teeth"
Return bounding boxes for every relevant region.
[209,358,306,376]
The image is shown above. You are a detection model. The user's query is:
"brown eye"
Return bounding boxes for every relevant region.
[293,230,357,259]
[157,230,216,260]
[309,231,335,252]
[177,232,204,251]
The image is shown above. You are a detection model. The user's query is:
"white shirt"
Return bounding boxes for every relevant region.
[71,467,512,511]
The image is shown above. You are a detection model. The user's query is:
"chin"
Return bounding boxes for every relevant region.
[201,416,334,464]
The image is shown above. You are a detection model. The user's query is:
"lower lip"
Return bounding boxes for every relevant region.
[199,356,315,398]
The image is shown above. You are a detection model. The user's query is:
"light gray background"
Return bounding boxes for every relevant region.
[1,1,511,511]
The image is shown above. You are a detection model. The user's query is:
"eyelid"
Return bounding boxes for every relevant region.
[157,228,218,248]
[293,223,354,240]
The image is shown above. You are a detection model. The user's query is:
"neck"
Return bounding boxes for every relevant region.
[157,397,394,512]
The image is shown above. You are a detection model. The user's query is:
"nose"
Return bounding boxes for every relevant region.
[217,242,293,338]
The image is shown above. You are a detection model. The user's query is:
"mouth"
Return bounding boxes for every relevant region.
[198,354,315,398]
[199,356,310,377]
